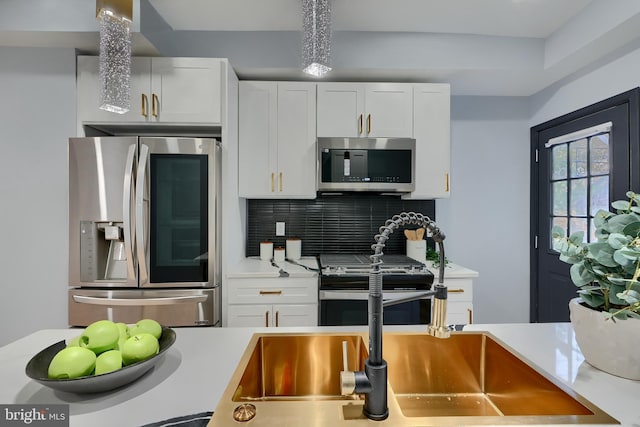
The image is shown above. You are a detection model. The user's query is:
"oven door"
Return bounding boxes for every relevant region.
[319,290,431,326]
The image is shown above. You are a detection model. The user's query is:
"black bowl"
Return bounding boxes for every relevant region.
[25,327,176,393]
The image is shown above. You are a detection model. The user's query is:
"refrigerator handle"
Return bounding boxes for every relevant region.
[123,144,137,281]
[73,295,208,306]
[136,143,150,285]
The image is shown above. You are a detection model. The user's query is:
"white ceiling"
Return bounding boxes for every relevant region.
[149,0,591,38]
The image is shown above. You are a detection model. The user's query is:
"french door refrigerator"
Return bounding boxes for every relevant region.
[68,136,221,326]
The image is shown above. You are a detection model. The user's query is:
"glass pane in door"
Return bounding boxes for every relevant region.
[150,154,208,282]
[549,128,611,247]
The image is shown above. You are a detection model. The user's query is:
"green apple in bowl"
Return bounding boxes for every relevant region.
[121,333,159,366]
[80,320,119,354]
[48,346,96,379]
[95,349,123,375]
[128,319,162,340]
[115,322,130,350]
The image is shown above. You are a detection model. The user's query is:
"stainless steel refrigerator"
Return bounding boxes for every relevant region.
[68,136,221,326]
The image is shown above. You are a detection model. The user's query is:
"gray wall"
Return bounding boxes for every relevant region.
[0,46,76,346]
[438,96,531,323]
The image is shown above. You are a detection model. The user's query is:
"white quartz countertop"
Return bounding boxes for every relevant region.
[425,261,479,278]
[226,256,319,278]
[1,323,638,427]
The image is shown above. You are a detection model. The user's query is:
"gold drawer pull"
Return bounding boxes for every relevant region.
[265,311,269,327]
[275,310,279,327]
[448,288,465,293]
[445,173,450,192]
[468,308,473,324]
[141,94,148,117]
[259,290,283,295]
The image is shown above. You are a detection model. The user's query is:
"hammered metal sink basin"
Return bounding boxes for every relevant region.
[232,334,368,401]
[384,332,617,423]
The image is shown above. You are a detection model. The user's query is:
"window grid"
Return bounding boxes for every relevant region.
[550,132,610,247]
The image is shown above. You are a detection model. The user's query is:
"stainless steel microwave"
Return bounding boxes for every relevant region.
[317,137,416,192]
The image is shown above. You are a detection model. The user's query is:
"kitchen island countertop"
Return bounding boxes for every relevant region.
[0,323,638,427]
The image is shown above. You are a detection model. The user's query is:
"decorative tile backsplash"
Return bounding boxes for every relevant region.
[246,195,435,256]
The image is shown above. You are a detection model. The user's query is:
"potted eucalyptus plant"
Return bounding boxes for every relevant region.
[552,191,640,380]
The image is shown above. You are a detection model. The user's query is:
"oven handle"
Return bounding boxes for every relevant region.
[319,290,431,301]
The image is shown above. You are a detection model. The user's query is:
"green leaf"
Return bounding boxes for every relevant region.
[611,200,631,211]
[588,243,618,267]
[594,210,612,228]
[570,262,595,286]
[607,213,639,233]
[613,249,637,268]
[577,290,605,307]
[622,221,640,237]
[551,225,567,238]
[568,231,585,245]
[607,233,630,249]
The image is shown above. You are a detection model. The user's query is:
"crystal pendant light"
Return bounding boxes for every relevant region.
[96,0,132,114]
[302,0,332,77]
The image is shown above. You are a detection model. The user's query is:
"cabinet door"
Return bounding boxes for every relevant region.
[364,84,413,137]
[273,304,318,327]
[150,58,222,124]
[405,84,451,199]
[76,56,151,127]
[317,83,364,137]
[276,82,317,198]
[238,82,277,197]
[227,304,272,327]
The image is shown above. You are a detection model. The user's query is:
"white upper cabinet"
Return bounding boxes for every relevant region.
[77,56,223,127]
[238,81,317,198]
[404,83,451,199]
[317,83,413,137]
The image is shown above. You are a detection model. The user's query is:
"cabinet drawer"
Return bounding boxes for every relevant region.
[443,279,473,302]
[447,301,473,325]
[227,277,318,304]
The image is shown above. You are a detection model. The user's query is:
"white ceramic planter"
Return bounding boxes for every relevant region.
[569,297,640,380]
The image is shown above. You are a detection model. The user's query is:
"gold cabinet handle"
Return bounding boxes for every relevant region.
[265,311,269,327]
[279,172,283,192]
[366,114,371,134]
[445,173,450,192]
[468,308,473,324]
[448,288,465,293]
[271,173,275,192]
[259,290,283,295]
[358,114,363,135]
[275,310,279,327]
[141,94,148,117]
[151,93,159,118]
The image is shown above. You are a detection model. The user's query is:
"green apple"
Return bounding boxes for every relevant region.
[48,346,96,379]
[115,322,130,350]
[66,335,81,347]
[80,320,119,354]
[121,333,159,366]
[129,318,162,340]
[95,350,123,375]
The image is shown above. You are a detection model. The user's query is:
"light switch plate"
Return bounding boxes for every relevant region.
[276,222,285,236]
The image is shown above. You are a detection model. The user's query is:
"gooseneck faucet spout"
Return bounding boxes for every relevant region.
[341,212,449,421]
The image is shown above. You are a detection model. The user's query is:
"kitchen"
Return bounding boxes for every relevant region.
[1,0,640,425]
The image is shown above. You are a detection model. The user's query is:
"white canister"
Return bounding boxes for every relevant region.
[260,241,274,261]
[286,238,302,260]
[273,247,286,263]
[406,239,427,264]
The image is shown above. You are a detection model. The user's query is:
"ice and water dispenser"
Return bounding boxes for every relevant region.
[80,221,129,282]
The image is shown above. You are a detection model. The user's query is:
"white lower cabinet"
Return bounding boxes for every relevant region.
[443,278,474,325]
[227,304,317,327]
[226,276,318,327]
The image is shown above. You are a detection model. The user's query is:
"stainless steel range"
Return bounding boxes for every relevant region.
[318,254,434,326]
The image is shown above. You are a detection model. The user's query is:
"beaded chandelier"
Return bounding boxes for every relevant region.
[302,0,332,77]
